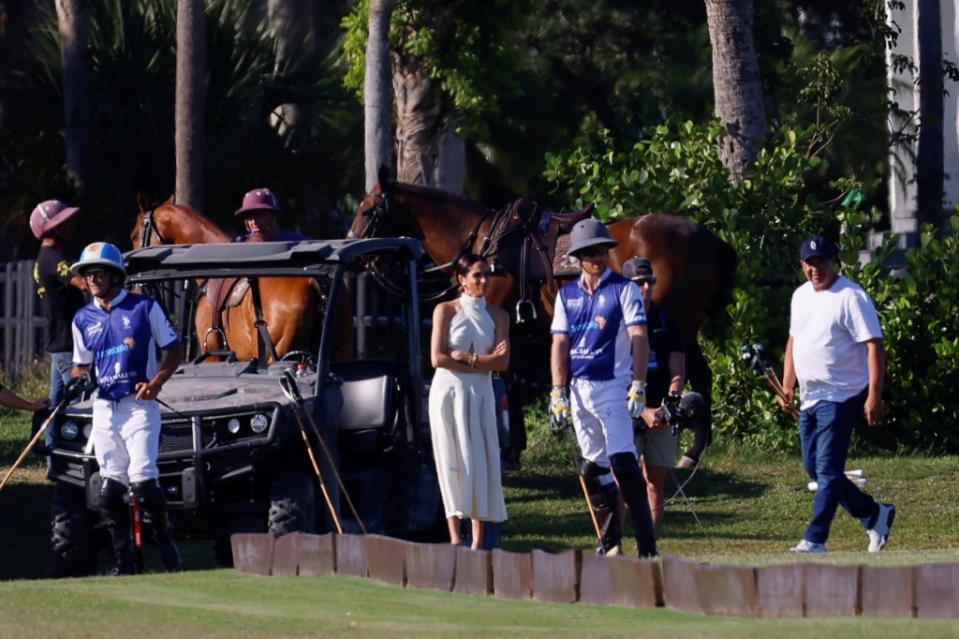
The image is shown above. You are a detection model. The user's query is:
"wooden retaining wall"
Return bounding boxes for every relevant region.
[232,533,958,618]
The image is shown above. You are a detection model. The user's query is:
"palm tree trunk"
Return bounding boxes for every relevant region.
[268,0,314,137]
[433,120,465,194]
[393,53,443,187]
[364,0,394,191]
[175,0,205,211]
[55,0,93,195]
[705,0,765,185]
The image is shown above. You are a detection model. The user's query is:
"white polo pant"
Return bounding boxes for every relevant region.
[570,375,636,467]
[91,395,161,485]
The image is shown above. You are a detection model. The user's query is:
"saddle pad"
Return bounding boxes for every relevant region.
[552,234,580,276]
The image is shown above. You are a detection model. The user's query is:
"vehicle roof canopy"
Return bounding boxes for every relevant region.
[124,238,424,282]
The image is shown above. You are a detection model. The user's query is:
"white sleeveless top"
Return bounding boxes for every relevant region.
[448,294,495,358]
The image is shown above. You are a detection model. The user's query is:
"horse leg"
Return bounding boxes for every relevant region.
[683,337,713,464]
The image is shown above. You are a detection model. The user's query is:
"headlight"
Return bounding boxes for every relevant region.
[60,421,79,441]
[250,413,270,434]
[82,424,92,439]
[226,418,242,435]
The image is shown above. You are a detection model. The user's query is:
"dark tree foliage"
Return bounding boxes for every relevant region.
[0,0,361,257]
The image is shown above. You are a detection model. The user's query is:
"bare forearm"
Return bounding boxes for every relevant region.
[434,353,479,374]
[867,339,885,398]
[151,343,183,387]
[551,338,569,387]
[781,337,796,393]
[631,337,648,383]
[668,352,685,393]
[0,388,39,411]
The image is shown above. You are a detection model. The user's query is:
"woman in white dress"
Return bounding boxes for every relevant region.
[429,254,510,549]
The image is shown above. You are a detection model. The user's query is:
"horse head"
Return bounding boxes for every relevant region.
[349,179,426,242]
[130,196,229,248]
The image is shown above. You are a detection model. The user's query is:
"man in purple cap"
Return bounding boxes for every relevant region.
[31,200,88,405]
[780,235,895,553]
[233,188,307,242]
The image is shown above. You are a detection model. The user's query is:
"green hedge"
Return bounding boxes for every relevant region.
[544,117,959,454]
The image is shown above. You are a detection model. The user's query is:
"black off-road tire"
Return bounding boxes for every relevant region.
[267,464,317,536]
[50,482,99,577]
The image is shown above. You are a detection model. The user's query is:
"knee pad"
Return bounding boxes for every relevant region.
[100,478,128,518]
[131,479,165,509]
[580,461,617,508]
[609,452,647,505]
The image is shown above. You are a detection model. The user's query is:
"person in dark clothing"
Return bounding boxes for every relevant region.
[622,257,686,534]
[31,200,87,405]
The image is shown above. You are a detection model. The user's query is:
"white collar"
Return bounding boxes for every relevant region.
[577,267,611,291]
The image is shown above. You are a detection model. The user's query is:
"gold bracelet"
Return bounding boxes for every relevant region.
[469,353,478,368]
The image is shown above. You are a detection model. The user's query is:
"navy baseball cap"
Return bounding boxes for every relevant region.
[622,256,654,281]
[800,236,837,262]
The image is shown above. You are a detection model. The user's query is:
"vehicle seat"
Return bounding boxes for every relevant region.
[330,360,396,459]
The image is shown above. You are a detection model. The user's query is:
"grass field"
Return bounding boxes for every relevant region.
[3,401,959,637]
[1,570,958,639]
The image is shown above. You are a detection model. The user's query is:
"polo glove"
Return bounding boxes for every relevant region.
[626,380,646,419]
[549,387,571,433]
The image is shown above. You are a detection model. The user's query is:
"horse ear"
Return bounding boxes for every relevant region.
[137,193,149,213]
[164,194,175,206]
[377,164,391,187]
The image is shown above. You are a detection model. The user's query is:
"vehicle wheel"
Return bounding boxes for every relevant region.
[267,464,317,536]
[50,483,99,577]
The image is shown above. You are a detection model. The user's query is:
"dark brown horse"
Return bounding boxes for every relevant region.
[130,198,323,362]
[350,178,738,456]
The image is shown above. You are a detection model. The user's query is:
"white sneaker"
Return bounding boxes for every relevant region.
[867,503,896,552]
[789,539,827,553]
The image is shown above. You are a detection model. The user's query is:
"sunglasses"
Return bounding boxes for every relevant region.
[634,278,656,286]
[577,246,609,259]
[82,269,110,280]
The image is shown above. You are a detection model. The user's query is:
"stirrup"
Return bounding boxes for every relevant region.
[515,299,537,323]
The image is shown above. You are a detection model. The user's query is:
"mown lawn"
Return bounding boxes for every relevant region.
[3,402,959,636]
[1,570,958,639]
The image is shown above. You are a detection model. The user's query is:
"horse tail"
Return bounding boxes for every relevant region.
[707,236,738,320]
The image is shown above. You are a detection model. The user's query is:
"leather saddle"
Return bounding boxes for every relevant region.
[200,277,250,348]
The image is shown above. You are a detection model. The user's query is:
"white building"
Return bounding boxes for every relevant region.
[886,0,958,245]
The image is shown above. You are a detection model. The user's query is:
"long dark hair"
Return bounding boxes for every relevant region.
[452,253,487,282]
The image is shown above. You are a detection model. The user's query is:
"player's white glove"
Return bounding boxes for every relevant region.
[627,380,646,419]
[549,386,571,433]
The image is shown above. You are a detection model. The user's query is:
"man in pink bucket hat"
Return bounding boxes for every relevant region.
[31,200,88,405]
[232,187,307,243]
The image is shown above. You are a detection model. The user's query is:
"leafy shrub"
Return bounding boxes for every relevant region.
[544,117,959,454]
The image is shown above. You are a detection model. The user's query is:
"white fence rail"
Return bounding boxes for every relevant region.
[0,260,47,376]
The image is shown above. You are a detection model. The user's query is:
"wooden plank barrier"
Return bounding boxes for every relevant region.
[231,533,957,619]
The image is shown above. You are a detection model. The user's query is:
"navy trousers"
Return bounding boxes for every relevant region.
[799,389,880,544]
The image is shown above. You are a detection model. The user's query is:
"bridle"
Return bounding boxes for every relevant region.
[354,188,505,302]
[139,208,168,248]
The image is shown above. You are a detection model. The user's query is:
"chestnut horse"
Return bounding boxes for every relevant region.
[349,178,738,457]
[130,199,320,362]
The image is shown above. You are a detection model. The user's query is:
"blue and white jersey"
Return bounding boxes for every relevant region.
[551,269,646,380]
[72,290,179,401]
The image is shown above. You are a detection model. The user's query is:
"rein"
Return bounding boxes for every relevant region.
[360,189,508,302]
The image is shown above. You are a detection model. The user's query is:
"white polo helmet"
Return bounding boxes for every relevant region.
[70,242,126,276]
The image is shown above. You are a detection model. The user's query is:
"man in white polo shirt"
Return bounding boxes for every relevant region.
[780,235,895,553]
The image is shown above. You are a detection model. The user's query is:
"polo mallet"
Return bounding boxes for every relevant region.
[0,376,96,494]
[279,370,367,535]
[740,343,797,418]
[552,413,606,550]
[278,375,343,534]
